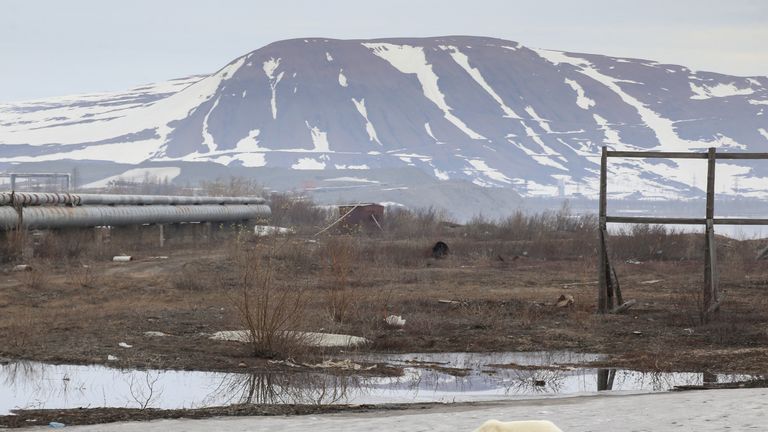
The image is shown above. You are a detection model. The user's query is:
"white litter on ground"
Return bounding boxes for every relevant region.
[143,331,168,337]
[118,342,133,348]
[253,225,295,236]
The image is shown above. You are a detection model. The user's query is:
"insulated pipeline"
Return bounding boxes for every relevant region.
[0,204,270,229]
[0,193,266,206]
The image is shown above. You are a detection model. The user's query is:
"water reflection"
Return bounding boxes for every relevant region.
[206,372,358,405]
[1,353,765,415]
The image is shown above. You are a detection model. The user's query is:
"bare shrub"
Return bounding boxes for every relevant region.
[21,260,48,290]
[269,193,332,233]
[325,237,356,323]
[228,244,310,359]
[67,262,99,288]
[171,263,206,291]
[381,207,451,239]
[199,177,265,197]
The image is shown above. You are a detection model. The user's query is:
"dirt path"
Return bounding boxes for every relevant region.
[19,388,768,431]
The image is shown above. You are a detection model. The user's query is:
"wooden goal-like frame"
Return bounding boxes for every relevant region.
[597,146,768,321]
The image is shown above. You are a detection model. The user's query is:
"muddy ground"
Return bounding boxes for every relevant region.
[1,230,768,427]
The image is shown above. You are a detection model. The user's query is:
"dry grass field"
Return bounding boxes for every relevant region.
[1,204,768,376]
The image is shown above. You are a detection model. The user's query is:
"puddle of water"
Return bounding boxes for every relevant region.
[0,352,761,415]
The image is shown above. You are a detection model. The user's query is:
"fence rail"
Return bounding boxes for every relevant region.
[598,146,768,321]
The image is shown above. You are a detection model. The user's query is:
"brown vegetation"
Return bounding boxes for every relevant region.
[0,201,767,376]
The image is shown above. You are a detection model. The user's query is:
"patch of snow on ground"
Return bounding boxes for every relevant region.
[304,121,330,152]
[444,46,521,119]
[338,69,349,87]
[424,122,443,144]
[325,52,333,62]
[466,159,512,184]
[759,128,768,141]
[363,42,485,140]
[263,58,284,119]
[690,82,755,99]
[351,98,382,145]
[433,168,450,180]
[524,106,553,133]
[82,167,182,189]
[325,177,380,184]
[333,164,370,170]
[292,157,326,170]
[201,96,221,152]
[536,49,710,151]
[564,78,595,109]
[593,114,622,146]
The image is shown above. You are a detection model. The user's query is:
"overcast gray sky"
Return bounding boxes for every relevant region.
[1,0,766,101]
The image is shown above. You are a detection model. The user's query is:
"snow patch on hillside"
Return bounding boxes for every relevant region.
[338,69,348,87]
[565,78,595,109]
[444,46,521,119]
[263,58,284,119]
[305,121,330,152]
[292,157,326,170]
[466,159,512,184]
[690,82,755,99]
[201,96,221,152]
[351,98,382,145]
[758,128,768,141]
[363,42,485,140]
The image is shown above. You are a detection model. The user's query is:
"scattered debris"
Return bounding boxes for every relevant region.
[438,299,463,305]
[385,315,406,327]
[310,359,375,371]
[112,256,132,262]
[143,331,168,337]
[150,256,169,260]
[254,225,295,236]
[12,264,32,272]
[562,281,597,289]
[107,355,118,361]
[632,331,643,336]
[431,241,449,259]
[118,342,132,348]
[640,279,663,285]
[610,299,637,314]
[625,259,643,265]
[683,328,695,335]
[555,294,574,308]
[237,362,247,368]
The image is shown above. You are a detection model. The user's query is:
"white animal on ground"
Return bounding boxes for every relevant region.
[472,419,563,432]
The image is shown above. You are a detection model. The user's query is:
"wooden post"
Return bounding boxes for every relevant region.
[703,147,719,322]
[158,224,165,248]
[598,146,609,313]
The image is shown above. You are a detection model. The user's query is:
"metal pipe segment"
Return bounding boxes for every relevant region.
[0,192,266,206]
[0,204,270,229]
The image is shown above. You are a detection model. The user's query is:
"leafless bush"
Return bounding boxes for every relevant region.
[228,243,310,359]
[199,177,265,197]
[381,207,451,238]
[268,193,332,233]
[21,260,48,290]
[325,237,356,323]
[67,262,99,288]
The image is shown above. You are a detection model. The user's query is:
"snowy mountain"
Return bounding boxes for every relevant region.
[1,36,767,216]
